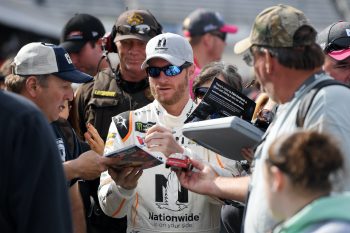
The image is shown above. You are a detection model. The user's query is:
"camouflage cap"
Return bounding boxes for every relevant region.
[234,4,314,54]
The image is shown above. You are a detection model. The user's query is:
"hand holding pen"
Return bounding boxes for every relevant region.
[144,124,183,157]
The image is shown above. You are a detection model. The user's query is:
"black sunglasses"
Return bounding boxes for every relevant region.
[116,24,157,37]
[209,31,227,42]
[325,37,350,53]
[194,87,209,99]
[146,62,192,78]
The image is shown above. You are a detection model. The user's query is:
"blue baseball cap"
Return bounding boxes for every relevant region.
[13,42,93,83]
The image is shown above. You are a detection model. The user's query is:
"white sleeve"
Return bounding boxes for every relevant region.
[98,119,136,218]
[98,170,136,218]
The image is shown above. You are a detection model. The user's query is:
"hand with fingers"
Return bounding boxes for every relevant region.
[176,159,218,195]
[144,124,184,157]
[108,166,143,190]
[241,147,254,163]
[74,150,107,180]
[84,123,105,155]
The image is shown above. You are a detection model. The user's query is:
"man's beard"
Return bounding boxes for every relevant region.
[150,74,189,106]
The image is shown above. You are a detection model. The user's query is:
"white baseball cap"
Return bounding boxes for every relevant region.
[13,42,92,83]
[141,32,193,69]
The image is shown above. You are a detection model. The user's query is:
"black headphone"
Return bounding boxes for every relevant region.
[101,27,118,53]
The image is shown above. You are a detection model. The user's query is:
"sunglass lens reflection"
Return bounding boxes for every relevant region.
[195,87,209,99]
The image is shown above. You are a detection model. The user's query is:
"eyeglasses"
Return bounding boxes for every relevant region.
[244,79,256,88]
[325,37,350,53]
[333,62,350,70]
[194,87,209,100]
[209,31,227,42]
[243,46,270,67]
[116,24,157,37]
[146,62,192,78]
[243,48,254,67]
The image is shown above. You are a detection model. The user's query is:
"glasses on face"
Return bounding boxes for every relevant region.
[243,46,270,67]
[245,79,256,88]
[209,31,227,42]
[243,48,254,67]
[146,62,192,78]
[116,24,157,37]
[325,37,350,53]
[194,87,209,100]
[333,60,350,70]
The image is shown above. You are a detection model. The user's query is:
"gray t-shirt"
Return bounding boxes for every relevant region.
[244,73,350,233]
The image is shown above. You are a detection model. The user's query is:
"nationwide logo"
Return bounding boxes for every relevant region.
[155,173,188,211]
[149,212,200,222]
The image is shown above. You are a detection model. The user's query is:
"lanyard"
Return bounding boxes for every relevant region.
[292,71,325,99]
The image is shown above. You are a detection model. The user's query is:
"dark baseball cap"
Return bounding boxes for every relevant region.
[317,21,350,61]
[114,9,162,42]
[60,14,106,53]
[182,9,238,37]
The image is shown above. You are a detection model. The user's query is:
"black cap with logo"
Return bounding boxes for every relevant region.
[60,14,106,53]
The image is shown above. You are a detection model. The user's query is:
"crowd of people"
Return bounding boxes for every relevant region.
[2,4,350,233]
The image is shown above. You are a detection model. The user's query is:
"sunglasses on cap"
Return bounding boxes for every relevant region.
[146,62,192,78]
[209,31,227,42]
[194,87,209,100]
[325,37,350,53]
[116,24,157,37]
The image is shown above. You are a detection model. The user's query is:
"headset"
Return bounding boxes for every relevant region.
[101,27,118,53]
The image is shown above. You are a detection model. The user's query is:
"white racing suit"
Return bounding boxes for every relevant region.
[98,99,243,233]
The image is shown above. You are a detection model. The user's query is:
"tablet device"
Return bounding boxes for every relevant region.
[182,116,264,161]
